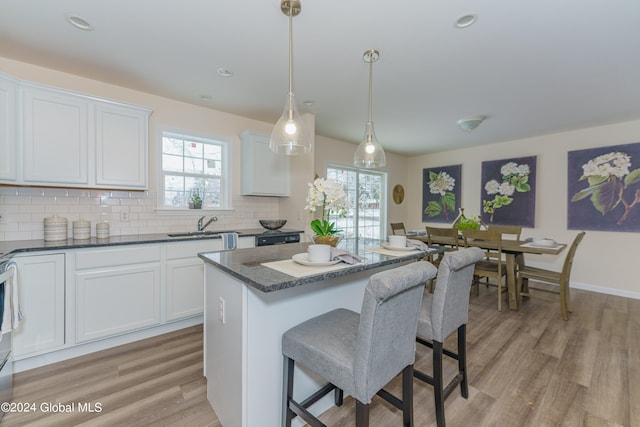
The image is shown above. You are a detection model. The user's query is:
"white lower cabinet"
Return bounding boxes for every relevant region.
[10,235,256,368]
[74,245,161,343]
[165,240,221,321]
[12,253,66,360]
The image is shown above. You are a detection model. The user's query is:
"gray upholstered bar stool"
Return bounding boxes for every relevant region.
[414,247,484,427]
[281,261,437,427]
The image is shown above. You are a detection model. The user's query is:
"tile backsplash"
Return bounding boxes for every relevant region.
[0,186,279,241]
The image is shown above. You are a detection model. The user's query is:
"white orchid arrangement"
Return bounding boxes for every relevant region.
[571,151,640,224]
[483,161,531,222]
[305,177,351,236]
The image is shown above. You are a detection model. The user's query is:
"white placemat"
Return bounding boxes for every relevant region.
[366,246,423,257]
[261,259,355,278]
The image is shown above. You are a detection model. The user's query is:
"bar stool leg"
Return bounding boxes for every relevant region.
[433,341,445,427]
[402,365,414,427]
[282,357,295,427]
[458,325,468,398]
[355,401,370,427]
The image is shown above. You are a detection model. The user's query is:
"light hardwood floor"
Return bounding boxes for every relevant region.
[3,284,639,426]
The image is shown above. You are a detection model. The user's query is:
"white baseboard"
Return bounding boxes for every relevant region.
[14,316,203,373]
[571,281,640,300]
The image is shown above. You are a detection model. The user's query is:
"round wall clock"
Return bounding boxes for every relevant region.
[392,184,405,204]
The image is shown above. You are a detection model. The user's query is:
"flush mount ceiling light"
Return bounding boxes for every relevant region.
[457,115,486,132]
[217,67,234,77]
[269,0,312,155]
[455,13,477,28]
[353,49,386,169]
[66,14,93,31]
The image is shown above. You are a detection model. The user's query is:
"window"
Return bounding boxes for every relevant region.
[327,164,387,240]
[159,131,229,209]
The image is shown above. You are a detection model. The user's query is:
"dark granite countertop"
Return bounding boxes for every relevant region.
[0,228,304,260]
[199,238,440,293]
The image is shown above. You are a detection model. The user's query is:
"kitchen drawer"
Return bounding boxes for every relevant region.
[75,245,161,270]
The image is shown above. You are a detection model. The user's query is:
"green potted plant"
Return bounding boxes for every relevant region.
[189,188,203,209]
[452,208,482,230]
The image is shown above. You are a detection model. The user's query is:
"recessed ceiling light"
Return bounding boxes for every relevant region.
[217,68,234,77]
[200,94,213,100]
[303,100,314,107]
[66,14,93,31]
[455,13,477,29]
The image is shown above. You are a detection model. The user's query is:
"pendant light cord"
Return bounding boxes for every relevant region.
[288,6,294,120]
[368,54,373,124]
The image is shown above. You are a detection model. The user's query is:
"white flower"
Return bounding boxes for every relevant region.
[515,164,530,177]
[305,178,351,219]
[429,172,455,196]
[581,151,631,179]
[499,182,515,196]
[485,180,500,195]
[500,162,519,176]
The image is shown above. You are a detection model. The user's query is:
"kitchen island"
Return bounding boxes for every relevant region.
[199,239,434,427]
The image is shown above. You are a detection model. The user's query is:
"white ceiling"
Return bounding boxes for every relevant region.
[1,0,640,155]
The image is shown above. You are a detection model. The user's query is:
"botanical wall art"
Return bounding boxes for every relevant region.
[422,164,462,223]
[568,142,640,232]
[480,156,536,227]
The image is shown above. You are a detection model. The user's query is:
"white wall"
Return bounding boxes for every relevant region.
[406,120,640,297]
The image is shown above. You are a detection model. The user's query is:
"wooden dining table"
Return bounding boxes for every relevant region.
[412,235,567,310]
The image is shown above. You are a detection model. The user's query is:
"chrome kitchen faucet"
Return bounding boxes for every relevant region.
[197,216,218,231]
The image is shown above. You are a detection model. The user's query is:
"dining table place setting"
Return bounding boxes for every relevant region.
[260,244,365,278]
[367,235,437,257]
[520,237,563,250]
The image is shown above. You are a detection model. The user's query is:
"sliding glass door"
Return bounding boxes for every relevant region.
[326,164,387,240]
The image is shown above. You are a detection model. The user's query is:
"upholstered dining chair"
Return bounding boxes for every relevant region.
[461,229,507,311]
[281,261,437,427]
[517,231,586,320]
[414,247,484,427]
[390,222,407,235]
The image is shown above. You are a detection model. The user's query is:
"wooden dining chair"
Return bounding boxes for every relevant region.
[390,222,407,235]
[485,225,524,285]
[461,229,508,311]
[487,225,522,241]
[425,226,460,291]
[517,231,586,320]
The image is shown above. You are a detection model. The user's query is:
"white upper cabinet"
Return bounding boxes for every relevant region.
[0,72,151,190]
[22,84,90,185]
[0,74,18,182]
[95,102,149,188]
[240,130,290,197]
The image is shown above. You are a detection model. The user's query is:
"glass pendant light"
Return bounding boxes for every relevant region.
[353,49,386,168]
[270,0,312,155]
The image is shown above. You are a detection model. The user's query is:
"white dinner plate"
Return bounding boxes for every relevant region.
[530,239,556,247]
[381,243,416,251]
[292,253,341,266]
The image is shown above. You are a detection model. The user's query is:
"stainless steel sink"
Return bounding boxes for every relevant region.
[167,230,241,238]
[167,231,216,237]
